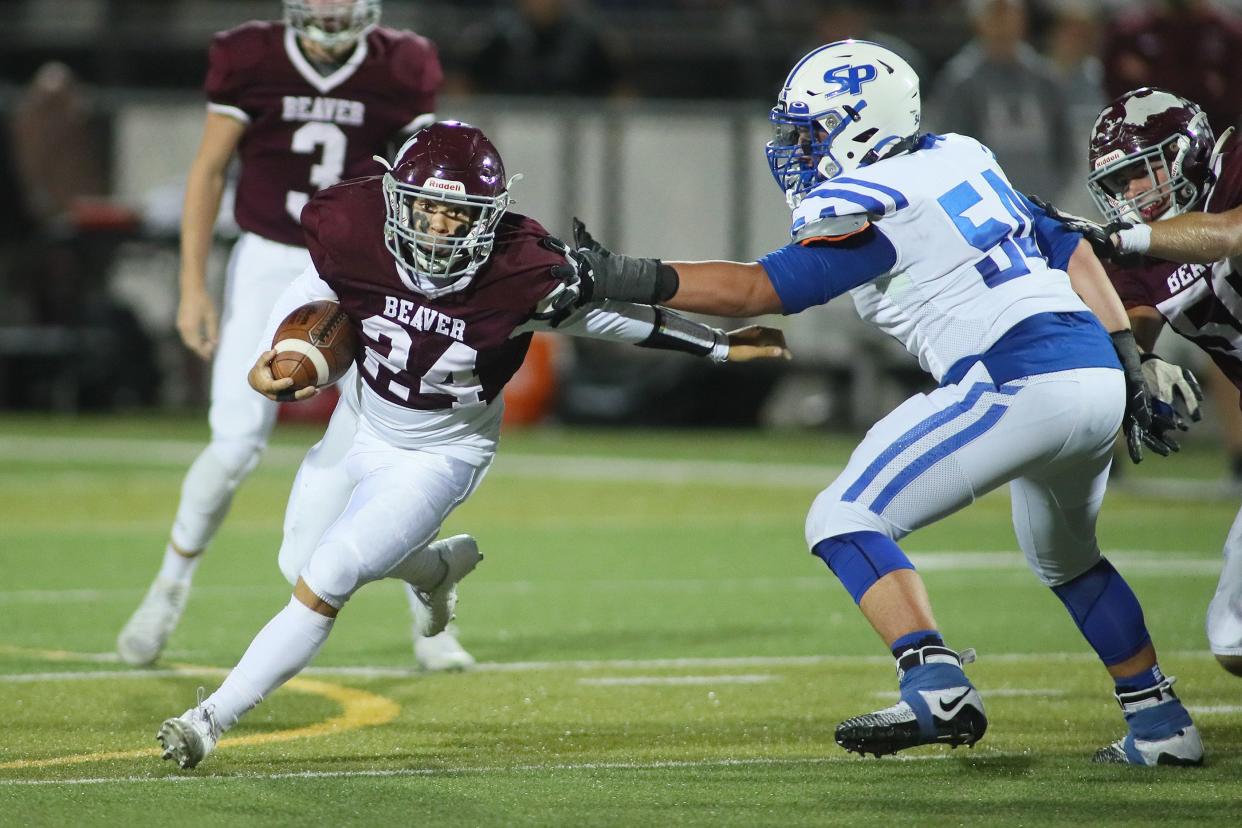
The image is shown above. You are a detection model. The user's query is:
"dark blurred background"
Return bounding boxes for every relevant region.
[1,0,1239,455]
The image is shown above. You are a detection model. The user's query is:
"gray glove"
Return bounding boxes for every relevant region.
[571,217,679,304]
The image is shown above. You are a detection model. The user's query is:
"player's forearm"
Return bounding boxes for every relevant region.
[1128,210,1242,264]
[179,160,229,292]
[536,301,729,361]
[663,261,783,317]
[1127,306,1165,353]
[1066,239,1130,333]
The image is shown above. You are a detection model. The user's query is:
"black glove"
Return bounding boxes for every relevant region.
[570,216,679,304]
[572,216,612,258]
[1111,330,1179,463]
[1027,194,1139,267]
[533,235,592,323]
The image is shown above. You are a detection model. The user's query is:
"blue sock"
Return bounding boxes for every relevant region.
[1114,664,1164,694]
[1051,558,1151,666]
[890,629,943,659]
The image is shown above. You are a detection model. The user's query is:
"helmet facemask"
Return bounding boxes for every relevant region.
[1088,134,1203,224]
[382,174,513,299]
[284,0,380,50]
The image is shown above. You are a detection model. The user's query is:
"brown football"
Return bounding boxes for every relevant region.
[270,300,358,391]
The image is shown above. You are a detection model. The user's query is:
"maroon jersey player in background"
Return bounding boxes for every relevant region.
[1059,87,1242,676]
[154,121,790,770]
[115,1,472,673]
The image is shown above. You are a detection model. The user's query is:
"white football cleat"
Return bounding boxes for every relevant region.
[117,577,189,666]
[1093,724,1205,767]
[410,534,482,637]
[157,703,220,770]
[415,626,476,672]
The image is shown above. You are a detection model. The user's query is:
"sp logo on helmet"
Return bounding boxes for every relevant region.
[822,64,878,98]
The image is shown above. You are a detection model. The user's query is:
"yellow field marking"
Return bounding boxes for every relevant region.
[0,647,400,771]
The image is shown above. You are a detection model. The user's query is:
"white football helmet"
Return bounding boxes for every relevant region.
[284,0,380,49]
[767,40,921,207]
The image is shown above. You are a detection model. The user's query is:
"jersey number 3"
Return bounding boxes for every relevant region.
[285,122,348,223]
[937,170,1040,289]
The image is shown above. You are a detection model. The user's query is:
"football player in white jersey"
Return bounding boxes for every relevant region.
[573,41,1202,766]
[1044,86,1242,677]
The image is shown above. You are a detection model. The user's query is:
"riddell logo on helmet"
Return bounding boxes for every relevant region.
[424,178,466,194]
[1093,149,1124,169]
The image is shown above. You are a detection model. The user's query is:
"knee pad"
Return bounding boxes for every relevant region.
[208,436,266,482]
[300,540,370,609]
[811,531,915,604]
[1052,557,1150,666]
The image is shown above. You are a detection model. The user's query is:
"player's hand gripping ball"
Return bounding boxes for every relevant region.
[253,300,357,402]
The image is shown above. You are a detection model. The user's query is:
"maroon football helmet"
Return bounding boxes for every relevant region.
[382,121,514,298]
[1087,87,1217,223]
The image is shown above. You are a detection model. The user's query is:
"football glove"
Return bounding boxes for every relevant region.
[1111,330,1178,462]
[1141,353,1204,432]
[1026,194,1139,267]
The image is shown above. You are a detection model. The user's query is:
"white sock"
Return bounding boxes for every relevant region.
[203,598,334,732]
[157,544,202,584]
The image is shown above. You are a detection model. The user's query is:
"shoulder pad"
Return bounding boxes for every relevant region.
[793,214,869,245]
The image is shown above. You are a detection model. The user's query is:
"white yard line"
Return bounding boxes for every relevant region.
[0,649,1220,683]
[577,674,776,686]
[1187,705,1242,715]
[0,551,1222,606]
[0,751,1014,786]
[0,435,833,488]
[3,434,1238,499]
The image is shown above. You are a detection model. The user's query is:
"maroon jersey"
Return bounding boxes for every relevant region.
[1107,135,1242,398]
[302,176,565,410]
[206,21,441,246]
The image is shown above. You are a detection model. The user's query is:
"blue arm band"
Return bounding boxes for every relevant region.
[758,226,898,314]
[1018,193,1081,272]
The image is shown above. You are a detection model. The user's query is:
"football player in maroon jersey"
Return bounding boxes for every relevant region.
[114,1,474,672]
[154,121,790,769]
[1049,87,1242,677]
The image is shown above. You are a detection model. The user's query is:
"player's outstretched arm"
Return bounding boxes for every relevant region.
[178,112,246,360]
[571,219,783,317]
[529,299,789,362]
[1115,204,1242,264]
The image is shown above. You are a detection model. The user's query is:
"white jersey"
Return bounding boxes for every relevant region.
[790,133,1091,382]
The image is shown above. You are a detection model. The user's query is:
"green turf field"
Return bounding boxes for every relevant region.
[1,414,1240,826]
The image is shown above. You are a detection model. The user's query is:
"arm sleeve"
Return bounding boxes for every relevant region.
[1018,192,1081,272]
[758,225,898,314]
[521,301,727,360]
[254,265,340,362]
[523,301,658,342]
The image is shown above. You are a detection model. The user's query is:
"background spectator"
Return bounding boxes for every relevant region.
[1103,0,1242,131]
[931,0,1074,201]
[461,0,621,97]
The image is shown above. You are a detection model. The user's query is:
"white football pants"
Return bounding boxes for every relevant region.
[277,386,492,607]
[170,233,324,553]
[1208,505,1242,656]
[805,364,1125,587]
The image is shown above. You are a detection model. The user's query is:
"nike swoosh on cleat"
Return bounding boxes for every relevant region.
[936,688,974,717]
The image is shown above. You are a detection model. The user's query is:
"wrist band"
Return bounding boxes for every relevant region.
[1115,223,1152,255]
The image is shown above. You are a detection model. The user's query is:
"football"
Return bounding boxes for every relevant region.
[270,300,358,391]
